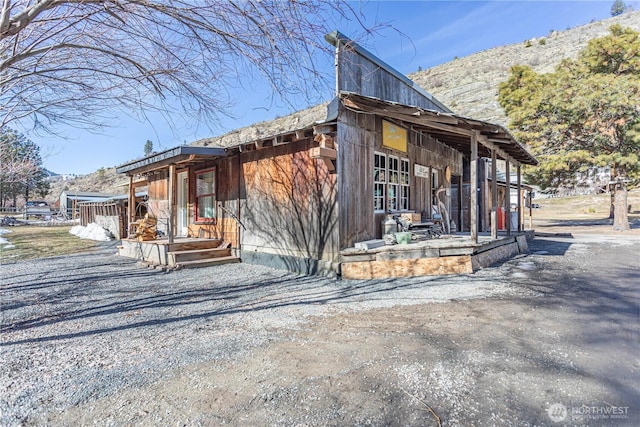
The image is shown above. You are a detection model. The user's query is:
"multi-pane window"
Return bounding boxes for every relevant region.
[400,159,410,211]
[195,168,216,221]
[374,152,410,212]
[388,156,399,211]
[374,153,386,212]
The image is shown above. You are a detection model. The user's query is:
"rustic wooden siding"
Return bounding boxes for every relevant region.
[239,140,339,262]
[337,47,445,112]
[337,108,377,248]
[337,108,463,249]
[146,171,170,234]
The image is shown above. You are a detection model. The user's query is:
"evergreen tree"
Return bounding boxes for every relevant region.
[498,25,640,230]
[0,128,48,205]
[144,140,154,156]
[611,0,628,16]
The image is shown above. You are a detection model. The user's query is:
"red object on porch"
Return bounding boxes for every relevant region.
[498,207,506,230]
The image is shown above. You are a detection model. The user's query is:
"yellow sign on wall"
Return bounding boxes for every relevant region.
[382,120,407,153]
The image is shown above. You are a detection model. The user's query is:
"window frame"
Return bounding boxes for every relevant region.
[194,167,217,223]
[387,155,400,211]
[399,158,410,211]
[374,152,387,213]
[373,152,410,213]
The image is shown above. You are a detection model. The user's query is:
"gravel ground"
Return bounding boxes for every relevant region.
[1,233,638,426]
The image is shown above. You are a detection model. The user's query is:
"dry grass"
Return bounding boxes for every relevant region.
[533,189,640,222]
[0,225,98,262]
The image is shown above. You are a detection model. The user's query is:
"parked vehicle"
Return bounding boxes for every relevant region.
[24,200,52,219]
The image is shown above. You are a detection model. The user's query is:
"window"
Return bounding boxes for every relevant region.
[400,159,410,210]
[374,152,410,212]
[388,155,399,211]
[374,152,386,212]
[431,168,439,203]
[195,168,216,221]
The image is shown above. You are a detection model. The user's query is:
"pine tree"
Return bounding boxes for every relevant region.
[144,140,154,156]
[498,25,640,230]
[611,0,628,16]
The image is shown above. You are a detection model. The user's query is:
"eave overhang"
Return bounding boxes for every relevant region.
[116,146,227,176]
[340,92,538,166]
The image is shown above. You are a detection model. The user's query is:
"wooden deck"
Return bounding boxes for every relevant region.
[339,232,532,279]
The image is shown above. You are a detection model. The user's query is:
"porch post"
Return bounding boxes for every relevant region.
[168,164,176,244]
[505,159,511,236]
[491,149,498,240]
[517,164,522,232]
[470,133,478,243]
[428,166,433,217]
[128,175,135,233]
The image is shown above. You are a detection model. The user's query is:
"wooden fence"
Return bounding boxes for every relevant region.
[78,201,127,239]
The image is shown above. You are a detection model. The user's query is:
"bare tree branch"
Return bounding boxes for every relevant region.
[0,0,390,135]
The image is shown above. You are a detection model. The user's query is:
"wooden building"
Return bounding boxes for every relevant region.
[59,191,119,219]
[116,32,537,277]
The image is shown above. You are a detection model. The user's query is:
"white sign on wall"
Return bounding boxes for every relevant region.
[414,164,429,178]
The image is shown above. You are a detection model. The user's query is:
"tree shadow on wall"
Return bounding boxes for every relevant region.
[241,147,337,274]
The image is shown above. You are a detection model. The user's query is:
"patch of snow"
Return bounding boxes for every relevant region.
[0,238,15,249]
[0,228,14,248]
[70,223,114,241]
[515,261,537,271]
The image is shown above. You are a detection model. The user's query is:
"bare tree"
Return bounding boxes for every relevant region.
[0,0,383,134]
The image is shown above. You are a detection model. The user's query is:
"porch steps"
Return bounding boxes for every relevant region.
[167,239,227,252]
[169,242,240,269]
[174,256,240,269]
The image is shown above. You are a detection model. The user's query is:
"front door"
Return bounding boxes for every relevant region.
[176,171,188,237]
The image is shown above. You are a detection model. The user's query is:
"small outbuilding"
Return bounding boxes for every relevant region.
[59,191,119,219]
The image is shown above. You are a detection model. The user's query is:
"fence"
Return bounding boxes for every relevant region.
[78,201,127,239]
[0,207,21,215]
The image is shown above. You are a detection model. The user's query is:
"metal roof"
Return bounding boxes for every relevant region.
[116,146,226,175]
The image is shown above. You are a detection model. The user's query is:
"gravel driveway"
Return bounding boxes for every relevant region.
[1,234,638,426]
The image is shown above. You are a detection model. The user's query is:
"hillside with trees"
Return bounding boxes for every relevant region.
[410,10,640,127]
[498,25,639,230]
[10,10,640,208]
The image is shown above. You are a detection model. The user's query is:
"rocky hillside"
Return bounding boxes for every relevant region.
[46,167,129,204]
[52,11,639,199]
[410,10,640,127]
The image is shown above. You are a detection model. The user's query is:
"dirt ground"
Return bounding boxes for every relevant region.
[21,222,638,427]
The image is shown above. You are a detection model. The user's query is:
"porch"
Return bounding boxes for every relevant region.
[118,237,239,269]
[339,232,532,279]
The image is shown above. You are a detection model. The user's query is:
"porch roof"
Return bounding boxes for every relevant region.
[340,92,538,166]
[116,146,227,176]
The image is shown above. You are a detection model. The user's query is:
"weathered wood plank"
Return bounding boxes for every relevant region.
[341,255,473,279]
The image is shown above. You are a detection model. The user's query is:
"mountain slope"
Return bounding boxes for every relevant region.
[46,167,129,204]
[410,11,640,127]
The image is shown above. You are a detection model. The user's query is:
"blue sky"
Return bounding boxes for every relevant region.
[34,0,638,175]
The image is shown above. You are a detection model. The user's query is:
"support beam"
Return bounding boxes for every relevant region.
[477,134,512,166]
[505,159,511,236]
[428,166,433,218]
[517,164,522,232]
[128,175,135,235]
[168,164,176,244]
[491,149,498,240]
[470,134,478,243]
